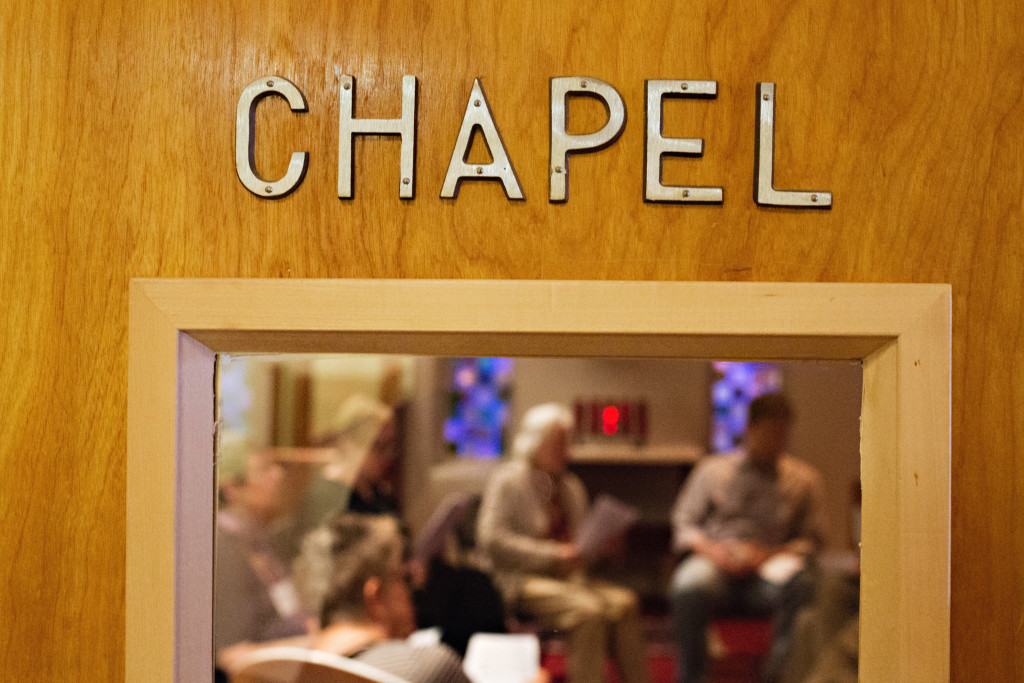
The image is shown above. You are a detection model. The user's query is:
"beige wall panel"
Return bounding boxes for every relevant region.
[1,0,1021,679]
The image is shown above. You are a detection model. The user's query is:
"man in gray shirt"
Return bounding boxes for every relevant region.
[668,393,826,683]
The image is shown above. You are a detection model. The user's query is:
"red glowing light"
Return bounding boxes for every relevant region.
[602,406,619,435]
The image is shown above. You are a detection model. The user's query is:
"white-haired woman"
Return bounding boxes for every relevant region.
[476,404,651,683]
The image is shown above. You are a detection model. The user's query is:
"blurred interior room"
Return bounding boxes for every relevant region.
[215,354,863,682]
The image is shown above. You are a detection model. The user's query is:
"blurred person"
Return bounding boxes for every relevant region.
[214,447,314,658]
[328,394,507,656]
[213,387,412,674]
[779,481,862,683]
[223,513,550,683]
[322,394,403,516]
[779,572,859,683]
[668,392,826,683]
[476,403,652,683]
[291,513,471,683]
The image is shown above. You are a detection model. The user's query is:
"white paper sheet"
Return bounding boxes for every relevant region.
[463,633,540,683]
[758,551,806,586]
[574,494,640,559]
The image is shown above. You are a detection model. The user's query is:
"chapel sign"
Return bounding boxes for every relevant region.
[235,76,832,209]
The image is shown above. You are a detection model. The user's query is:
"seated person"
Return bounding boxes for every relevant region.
[327,395,507,656]
[476,403,652,683]
[668,392,826,683]
[289,513,471,683]
[780,482,862,683]
[779,570,859,683]
[223,513,550,683]
[214,447,312,657]
[324,394,403,517]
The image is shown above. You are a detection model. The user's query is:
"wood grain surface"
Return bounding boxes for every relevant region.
[2,0,1022,680]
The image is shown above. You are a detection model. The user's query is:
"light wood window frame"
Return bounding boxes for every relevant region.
[127,279,950,682]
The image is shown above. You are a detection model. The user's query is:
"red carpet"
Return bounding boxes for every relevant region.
[540,652,676,683]
[538,617,771,683]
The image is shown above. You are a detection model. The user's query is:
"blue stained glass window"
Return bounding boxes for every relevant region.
[444,357,513,458]
[710,361,783,453]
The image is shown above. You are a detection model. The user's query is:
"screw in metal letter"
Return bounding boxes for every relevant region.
[402,177,411,185]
